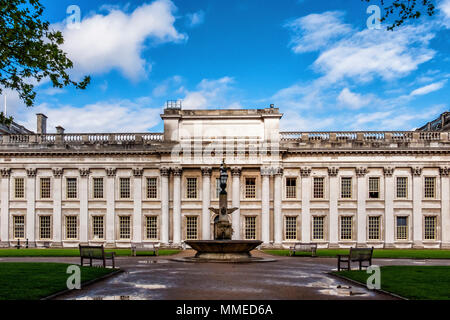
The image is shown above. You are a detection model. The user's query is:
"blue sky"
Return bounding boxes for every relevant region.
[5,0,450,133]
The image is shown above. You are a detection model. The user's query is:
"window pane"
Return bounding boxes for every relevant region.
[313,177,324,199]
[120,178,131,199]
[340,216,352,240]
[66,178,77,199]
[396,216,408,240]
[39,216,51,239]
[146,216,158,240]
[92,216,104,239]
[285,216,297,240]
[313,216,324,240]
[341,177,352,199]
[396,177,408,198]
[186,216,198,240]
[40,178,51,199]
[186,178,198,199]
[424,216,437,240]
[13,216,25,239]
[66,216,78,239]
[424,177,436,199]
[119,216,131,239]
[286,178,297,199]
[93,178,104,199]
[14,178,25,199]
[245,178,256,199]
[368,177,380,199]
[147,178,157,199]
[245,216,256,240]
[368,216,380,240]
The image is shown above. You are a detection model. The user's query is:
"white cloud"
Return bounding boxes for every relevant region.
[55,0,186,81]
[337,88,371,109]
[285,11,352,53]
[186,11,205,27]
[440,0,450,27]
[410,81,446,96]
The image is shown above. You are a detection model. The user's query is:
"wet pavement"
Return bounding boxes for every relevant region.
[2,251,450,300]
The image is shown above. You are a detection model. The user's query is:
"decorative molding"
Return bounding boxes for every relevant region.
[106,168,117,177]
[231,167,242,177]
[172,167,182,176]
[383,167,394,177]
[412,167,422,176]
[26,168,37,177]
[0,168,11,178]
[300,167,311,177]
[52,168,64,178]
[440,167,450,177]
[274,167,284,176]
[356,167,368,177]
[201,167,212,176]
[159,167,170,177]
[328,167,339,177]
[260,167,272,176]
[79,168,90,177]
[132,168,144,177]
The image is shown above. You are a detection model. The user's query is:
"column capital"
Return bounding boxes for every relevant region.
[260,167,272,176]
[384,167,395,177]
[440,167,450,177]
[172,167,182,176]
[274,167,283,176]
[201,167,212,176]
[106,167,117,177]
[300,167,311,177]
[328,167,339,177]
[26,168,37,178]
[52,168,64,178]
[356,167,368,177]
[411,166,422,177]
[231,167,242,177]
[79,168,90,177]
[132,168,144,177]
[160,167,170,177]
[0,168,11,178]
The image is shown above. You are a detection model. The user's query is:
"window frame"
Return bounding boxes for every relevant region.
[285,177,297,199]
[424,216,437,241]
[396,176,408,199]
[312,216,325,241]
[339,216,353,241]
[340,177,352,199]
[368,177,381,199]
[244,177,257,199]
[119,177,131,200]
[313,176,325,199]
[13,215,25,240]
[118,215,131,240]
[186,216,198,240]
[284,216,297,241]
[92,177,104,200]
[39,215,52,240]
[146,177,158,200]
[145,216,158,240]
[66,177,78,200]
[244,216,257,240]
[91,215,105,240]
[186,177,198,200]
[396,216,409,241]
[14,177,25,199]
[368,216,381,241]
[39,177,52,199]
[424,176,436,199]
[65,215,78,240]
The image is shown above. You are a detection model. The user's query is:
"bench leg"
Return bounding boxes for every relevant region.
[103,258,106,268]
[80,257,83,266]
[90,257,92,267]
[112,257,115,269]
[348,260,350,271]
[359,260,362,270]
[337,257,341,271]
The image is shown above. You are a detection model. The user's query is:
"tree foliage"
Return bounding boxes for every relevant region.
[0,0,90,110]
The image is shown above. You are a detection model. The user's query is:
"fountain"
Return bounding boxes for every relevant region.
[180,161,275,263]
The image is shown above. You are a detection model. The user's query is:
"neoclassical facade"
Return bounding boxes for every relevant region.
[0,106,449,249]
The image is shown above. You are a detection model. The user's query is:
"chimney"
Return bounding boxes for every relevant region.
[56,126,65,134]
[36,113,47,134]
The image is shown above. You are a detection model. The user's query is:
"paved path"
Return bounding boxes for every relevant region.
[2,251,450,300]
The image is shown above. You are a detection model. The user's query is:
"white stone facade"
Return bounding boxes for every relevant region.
[0,107,449,249]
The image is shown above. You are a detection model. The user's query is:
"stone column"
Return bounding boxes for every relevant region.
[412,167,423,247]
[328,167,339,247]
[301,167,311,243]
[0,169,11,246]
[231,167,241,240]
[160,167,170,244]
[273,167,283,245]
[384,167,395,247]
[105,168,116,246]
[26,168,37,246]
[356,167,368,246]
[79,168,90,244]
[201,167,212,240]
[441,167,450,248]
[132,168,143,244]
[261,167,271,244]
[172,167,182,245]
[52,168,63,246]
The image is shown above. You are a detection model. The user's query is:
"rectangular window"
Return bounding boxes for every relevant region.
[93,178,104,199]
[119,178,131,199]
[245,178,256,199]
[40,178,51,199]
[146,177,158,199]
[424,216,437,240]
[92,216,104,239]
[396,177,408,198]
[66,216,78,239]
[186,178,198,199]
[369,177,380,199]
[215,178,221,198]
[286,178,297,199]
[39,216,51,240]
[146,216,158,240]
[424,177,436,199]
[245,216,256,240]
[285,216,297,240]
[368,216,380,240]
[14,178,25,199]
[340,177,352,199]
[396,216,408,240]
[313,216,324,240]
[13,216,25,239]
[313,177,324,199]
[66,178,77,199]
[119,216,131,239]
[186,216,198,240]
[340,216,353,240]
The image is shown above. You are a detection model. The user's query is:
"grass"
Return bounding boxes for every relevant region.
[0,248,180,257]
[334,266,450,300]
[263,249,450,259]
[0,262,116,300]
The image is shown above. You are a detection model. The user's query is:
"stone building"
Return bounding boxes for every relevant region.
[0,105,449,249]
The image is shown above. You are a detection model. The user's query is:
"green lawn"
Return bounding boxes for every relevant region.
[0,262,116,300]
[0,248,180,257]
[264,249,450,259]
[334,266,450,300]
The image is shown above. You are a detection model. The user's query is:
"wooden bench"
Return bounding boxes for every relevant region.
[289,243,318,257]
[131,243,160,257]
[79,245,115,268]
[337,247,374,271]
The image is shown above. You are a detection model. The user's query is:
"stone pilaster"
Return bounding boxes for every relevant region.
[273,167,283,245]
[356,167,367,246]
[105,168,116,246]
[412,167,423,248]
[133,168,143,244]
[440,167,450,248]
[0,169,11,246]
[384,167,395,247]
[261,167,271,244]
[172,167,182,245]
[160,167,170,244]
[300,167,311,243]
[328,167,339,247]
[52,168,63,246]
[201,167,212,240]
[26,168,37,246]
[79,168,90,244]
[231,167,241,240]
